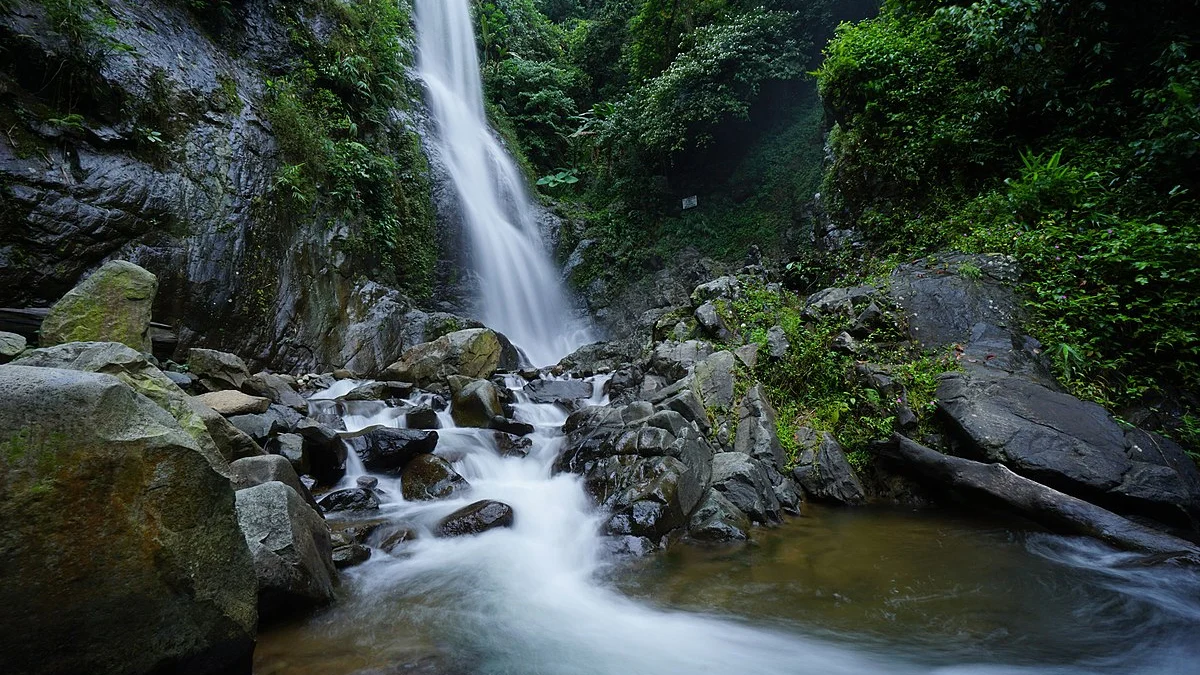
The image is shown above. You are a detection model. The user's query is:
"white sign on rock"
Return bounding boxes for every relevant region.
[682,195,698,210]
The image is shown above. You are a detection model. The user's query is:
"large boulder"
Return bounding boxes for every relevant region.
[686,489,751,543]
[345,427,439,474]
[188,348,252,392]
[381,328,510,386]
[649,340,714,382]
[938,371,1200,529]
[187,397,265,462]
[243,372,308,412]
[296,418,348,485]
[13,342,228,475]
[693,350,738,411]
[229,454,319,512]
[0,366,257,675]
[524,378,594,405]
[734,383,786,472]
[39,260,158,352]
[451,379,504,428]
[234,481,336,621]
[791,428,866,505]
[556,405,714,541]
[401,454,470,501]
[710,452,784,524]
[318,488,381,514]
[436,500,515,537]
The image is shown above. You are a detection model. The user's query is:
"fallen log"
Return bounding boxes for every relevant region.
[874,434,1200,560]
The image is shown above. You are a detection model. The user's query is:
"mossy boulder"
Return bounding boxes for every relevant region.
[0,365,257,675]
[39,260,158,353]
[381,328,507,386]
[12,342,229,475]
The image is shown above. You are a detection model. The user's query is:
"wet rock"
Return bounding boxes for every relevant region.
[382,328,510,386]
[318,488,381,513]
[357,476,380,489]
[693,351,738,411]
[229,454,320,512]
[0,366,257,675]
[406,405,442,429]
[938,371,1200,529]
[491,417,535,436]
[451,379,504,428]
[244,371,308,412]
[40,260,157,352]
[296,418,348,485]
[436,500,516,537]
[187,348,251,392]
[402,454,470,501]
[196,390,271,416]
[710,452,783,524]
[234,481,336,621]
[791,428,866,505]
[734,384,787,472]
[524,378,594,405]
[12,341,227,473]
[344,381,415,401]
[0,331,26,362]
[888,254,1021,350]
[345,427,438,474]
[694,302,734,342]
[332,544,372,569]
[605,535,658,557]
[686,489,751,543]
[267,433,308,476]
[377,526,420,554]
[494,431,533,457]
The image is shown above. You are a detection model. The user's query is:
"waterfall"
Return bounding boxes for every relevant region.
[416,0,592,367]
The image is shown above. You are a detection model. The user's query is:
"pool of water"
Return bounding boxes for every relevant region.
[255,504,1200,675]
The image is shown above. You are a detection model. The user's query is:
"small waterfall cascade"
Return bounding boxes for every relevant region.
[415,0,593,367]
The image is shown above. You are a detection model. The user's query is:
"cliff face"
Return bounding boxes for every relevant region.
[0,0,460,373]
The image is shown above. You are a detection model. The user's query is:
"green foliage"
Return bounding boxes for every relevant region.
[485,55,581,169]
[537,168,580,189]
[263,0,435,296]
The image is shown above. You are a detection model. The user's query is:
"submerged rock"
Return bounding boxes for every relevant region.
[401,454,470,501]
[39,260,157,352]
[0,365,257,675]
[235,481,336,621]
[436,500,515,537]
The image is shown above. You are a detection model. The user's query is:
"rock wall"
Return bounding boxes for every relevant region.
[0,0,463,373]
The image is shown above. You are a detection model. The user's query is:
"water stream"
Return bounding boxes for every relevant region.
[255,3,1200,673]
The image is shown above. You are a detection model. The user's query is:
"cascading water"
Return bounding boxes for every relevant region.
[416,0,592,367]
[253,4,1200,673]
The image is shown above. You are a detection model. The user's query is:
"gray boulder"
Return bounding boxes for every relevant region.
[186,397,266,462]
[649,340,714,381]
[524,378,594,405]
[381,328,511,386]
[296,418,348,486]
[694,302,734,342]
[401,454,470,501]
[244,371,308,412]
[938,371,1200,529]
[686,489,751,543]
[693,350,738,411]
[40,260,157,353]
[791,428,866,505]
[318,488,381,513]
[691,276,742,305]
[343,381,414,401]
[0,366,256,675]
[195,390,270,416]
[436,500,515,537]
[13,341,228,475]
[234,481,336,621]
[766,325,789,359]
[266,433,308,476]
[710,452,783,524]
[188,348,252,392]
[734,383,786,472]
[229,454,320,512]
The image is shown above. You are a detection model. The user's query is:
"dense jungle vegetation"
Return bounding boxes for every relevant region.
[483,0,1200,449]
